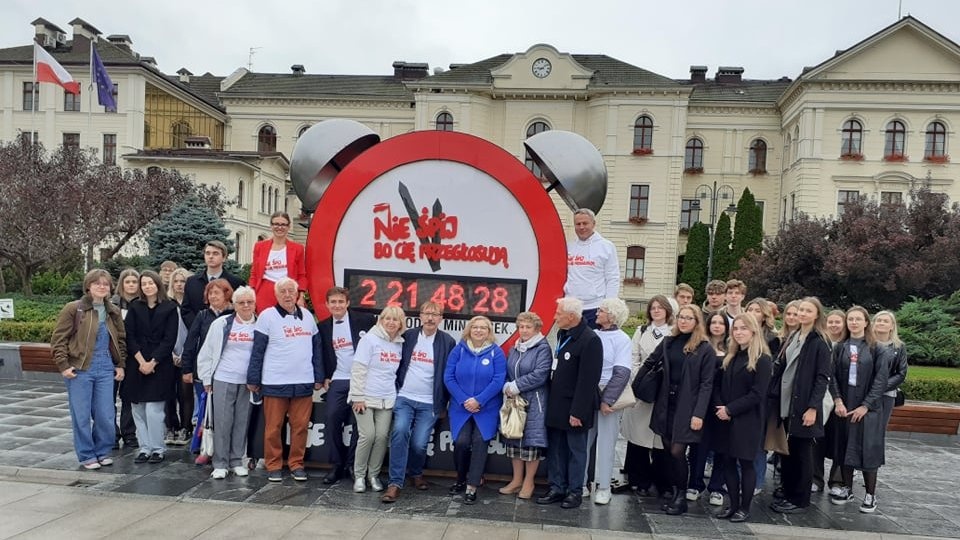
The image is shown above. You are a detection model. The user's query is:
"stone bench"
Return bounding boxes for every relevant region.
[888,402,960,436]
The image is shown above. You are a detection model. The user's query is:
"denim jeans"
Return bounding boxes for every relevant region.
[65,326,116,464]
[546,428,588,494]
[388,396,437,487]
[131,401,166,455]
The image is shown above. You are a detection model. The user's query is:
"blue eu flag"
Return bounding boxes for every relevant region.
[91,46,116,112]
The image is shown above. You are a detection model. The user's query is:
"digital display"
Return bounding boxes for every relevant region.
[344,268,527,322]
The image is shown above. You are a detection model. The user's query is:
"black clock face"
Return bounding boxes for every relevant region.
[532,58,552,78]
[344,269,527,322]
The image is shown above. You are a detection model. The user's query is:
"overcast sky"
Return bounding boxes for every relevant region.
[5,0,959,80]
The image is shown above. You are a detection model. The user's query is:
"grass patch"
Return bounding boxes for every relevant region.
[910,366,960,381]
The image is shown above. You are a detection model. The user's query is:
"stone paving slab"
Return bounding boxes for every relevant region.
[2,378,960,538]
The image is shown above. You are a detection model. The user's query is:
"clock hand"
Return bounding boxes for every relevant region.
[398,181,442,272]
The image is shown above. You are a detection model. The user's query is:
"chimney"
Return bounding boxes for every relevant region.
[140,56,157,69]
[31,18,66,49]
[291,64,305,76]
[392,61,430,80]
[689,65,707,83]
[177,68,193,83]
[715,66,744,84]
[106,34,133,52]
[69,17,101,54]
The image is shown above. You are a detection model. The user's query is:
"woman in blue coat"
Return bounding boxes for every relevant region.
[444,315,506,505]
[500,311,552,500]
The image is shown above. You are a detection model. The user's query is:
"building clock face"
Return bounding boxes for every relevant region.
[532,58,552,78]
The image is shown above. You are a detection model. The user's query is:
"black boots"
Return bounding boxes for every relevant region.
[665,489,688,515]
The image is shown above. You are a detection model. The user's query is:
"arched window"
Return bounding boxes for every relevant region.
[625,246,645,281]
[298,125,311,138]
[925,121,947,159]
[884,120,906,158]
[792,125,800,161]
[748,139,767,173]
[234,233,243,262]
[258,124,277,153]
[841,119,863,157]
[260,184,266,213]
[172,121,191,148]
[633,115,653,153]
[238,180,245,208]
[435,112,454,131]
[274,187,281,214]
[143,122,151,148]
[524,121,550,178]
[684,138,704,171]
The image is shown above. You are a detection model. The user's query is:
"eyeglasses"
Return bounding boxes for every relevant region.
[677,315,698,322]
[421,312,442,318]
[271,222,290,228]
[235,300,255,305]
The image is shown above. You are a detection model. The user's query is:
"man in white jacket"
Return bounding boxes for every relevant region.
[564,209,620,328]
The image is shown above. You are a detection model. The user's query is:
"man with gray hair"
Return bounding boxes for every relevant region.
[536,297,603,509]
[564,209,620,329]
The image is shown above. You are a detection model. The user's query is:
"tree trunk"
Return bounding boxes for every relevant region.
[102,230,139,260]
[14,263,32,297]
[0,262,6,294]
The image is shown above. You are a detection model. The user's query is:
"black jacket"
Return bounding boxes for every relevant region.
[397,327,457,415]
[317,311,377,380]
[545,319,602,431]
[121,299,179,403]
[712,351,773,460]
[830,339,891,412]
[180,307,234,378]
[883,343,908,392]
[771,331,831,439]
[640,336,715,444]
[180,270,245,329]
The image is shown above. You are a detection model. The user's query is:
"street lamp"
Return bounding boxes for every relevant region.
[692,181,737,282]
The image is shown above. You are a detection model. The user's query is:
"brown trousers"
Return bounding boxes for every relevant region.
[263,395,312,472]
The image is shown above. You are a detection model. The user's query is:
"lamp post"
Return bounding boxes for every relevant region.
[692,181,737,282]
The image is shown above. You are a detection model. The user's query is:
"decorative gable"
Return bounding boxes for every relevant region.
[489,44,594,91]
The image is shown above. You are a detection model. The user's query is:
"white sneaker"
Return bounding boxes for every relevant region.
[709,491,724,506]
[828,486,843,497]
[811,484,822,493]
[582,486,591,498]
[830,487,854,505]
[685,488,701,501]
[753,488,762,496]
[353,477,366,493]
[368,475,384,492]
[593,488,611,505]
[232,466,249,477]
[859,493,877,513]
[211,468,228,479]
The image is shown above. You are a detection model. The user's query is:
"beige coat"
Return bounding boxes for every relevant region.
[620,324,670,449]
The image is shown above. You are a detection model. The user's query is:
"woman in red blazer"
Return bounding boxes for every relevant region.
[250,212,308,313]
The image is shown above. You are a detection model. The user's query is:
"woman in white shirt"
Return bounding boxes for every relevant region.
[350,305,406,493]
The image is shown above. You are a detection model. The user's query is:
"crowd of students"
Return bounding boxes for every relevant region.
[49,209,909,521]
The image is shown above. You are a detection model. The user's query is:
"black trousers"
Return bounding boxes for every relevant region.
[113,380,135,441]
[624,442,671,493]
[781,436,814,507]
[325,379,358,470]
[454,418,490,486]
[164,370,193,431]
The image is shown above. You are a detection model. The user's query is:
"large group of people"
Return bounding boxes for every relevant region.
[51,208,909,522]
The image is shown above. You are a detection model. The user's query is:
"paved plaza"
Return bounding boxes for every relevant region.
[0,378,957,539]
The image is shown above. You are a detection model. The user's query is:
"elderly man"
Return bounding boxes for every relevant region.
[247,277,324,483]
[536,297,603,509]
[381,302,457,503]
[564,209,620,329]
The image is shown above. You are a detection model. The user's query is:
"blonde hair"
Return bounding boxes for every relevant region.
[826,309,847,343]
[378,305,407,336]
[778,299,802,340]
[167,267,192,302]
[515,311,543,330]
[745,297,776,334]
[674,305,708,354]
[873,310,903,348]
[799,297,829,343]
[462,315,495,347]
[723,314,770,372]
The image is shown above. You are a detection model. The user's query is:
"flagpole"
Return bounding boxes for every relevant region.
[30,43,37,144]
[87,44,93,143]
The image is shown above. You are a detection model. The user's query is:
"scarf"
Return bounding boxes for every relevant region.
[515,332,545,353]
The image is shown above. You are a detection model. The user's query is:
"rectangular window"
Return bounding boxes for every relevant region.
[103,134,117,165]
[680,199,700,230]
[629,184,650,220]
[64,89,81,112]
[782,197,788,223]
[755,200,765,225]
[62,133,80,149]
[881,191,903,206]
[22,82,38,111]
[625,246,645,280]
[837,190,859,215]
[790,193,796,220]
[20,131,38,145]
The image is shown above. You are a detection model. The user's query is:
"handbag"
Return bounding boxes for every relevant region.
[499,395,528,439]
[611,367,639,411]
[632,359,663,404]
[894,388,906,407]
[764,412,789,455]
[199,391,214,458]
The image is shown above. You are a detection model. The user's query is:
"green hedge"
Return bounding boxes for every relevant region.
[0,321,56,343]
[902,378,960,403]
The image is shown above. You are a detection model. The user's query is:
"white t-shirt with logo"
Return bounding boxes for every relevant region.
[263,248,288,283]
[399,331,435,404]
[352,331,402,400]
[256,307,318,385]
[215,319,255,385]
[331,317,359,381]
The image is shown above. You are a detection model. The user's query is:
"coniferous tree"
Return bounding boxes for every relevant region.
[680,222,710,304]
[147,197,238,274]
[711,212,735,281]
[732,187,764,272]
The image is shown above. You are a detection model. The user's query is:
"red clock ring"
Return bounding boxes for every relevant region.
[306,130,567,351]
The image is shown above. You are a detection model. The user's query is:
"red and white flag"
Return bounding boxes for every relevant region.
[34,43,80,95]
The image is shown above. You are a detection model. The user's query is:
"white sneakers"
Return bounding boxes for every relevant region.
[368,475,384,492]
[593,488,611,505]
[685,488,702,501]
[709,491,724,506]
[354,478,366,493]
[232,466,249,477]
[211,468,228,479]
[860,493,877,513]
